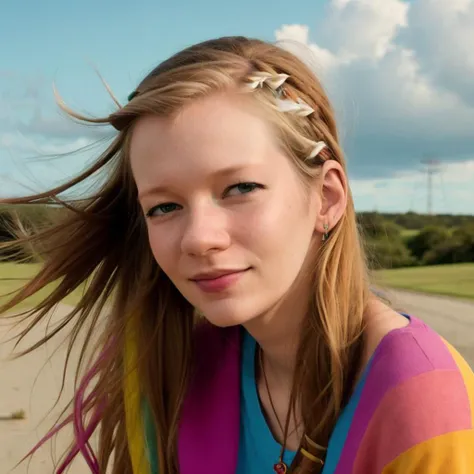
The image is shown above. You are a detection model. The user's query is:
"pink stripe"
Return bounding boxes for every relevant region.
[335,317,457,473]
[353,370,471,473]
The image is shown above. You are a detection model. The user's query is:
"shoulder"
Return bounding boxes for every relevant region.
[353,316,474,473]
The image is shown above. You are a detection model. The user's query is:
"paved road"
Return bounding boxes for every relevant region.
[384,288,474,367]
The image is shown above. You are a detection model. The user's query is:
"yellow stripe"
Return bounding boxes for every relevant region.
[124,317,150,474]
[442,338,474,427]
[383,429,474,473]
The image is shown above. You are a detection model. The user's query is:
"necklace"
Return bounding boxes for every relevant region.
[258,347,326,473]
[258,347,290,474]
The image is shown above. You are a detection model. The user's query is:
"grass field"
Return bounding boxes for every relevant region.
[376,262,474,300]
[0,262,84,310]
[400,228,419,239]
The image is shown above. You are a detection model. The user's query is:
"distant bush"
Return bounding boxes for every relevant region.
[359,213,474,269]
[365,237,416,270]
[358,213,416,269]
[406,226,451,261]
[423,225,474,265]
[387,212,474,230]
[0,204,64,262]
[357,213,403,240]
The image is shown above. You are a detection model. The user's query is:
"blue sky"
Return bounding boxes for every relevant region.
[0,0,324,116]
[1,0,474,214]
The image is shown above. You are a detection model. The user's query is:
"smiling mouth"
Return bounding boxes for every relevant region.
[191,267,251,280]
[191,268,251,293]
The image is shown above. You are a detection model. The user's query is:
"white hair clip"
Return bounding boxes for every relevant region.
[308,141,327,159]
[246,72,314,117]
[245,71,326,162]
[275,97,315,117]
[246,72,290,91]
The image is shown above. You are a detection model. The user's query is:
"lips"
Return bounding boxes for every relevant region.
[190,268,250,293]
[190,268,250,281]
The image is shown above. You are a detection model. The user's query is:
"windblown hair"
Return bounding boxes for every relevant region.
[0,36,370,473]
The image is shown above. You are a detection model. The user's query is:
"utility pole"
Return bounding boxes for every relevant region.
[421,158,441,215]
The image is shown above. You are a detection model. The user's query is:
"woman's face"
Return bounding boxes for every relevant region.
[130,93,322,328]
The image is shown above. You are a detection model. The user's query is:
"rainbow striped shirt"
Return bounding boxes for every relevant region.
[322,315,474,472]
[131,316,474,473]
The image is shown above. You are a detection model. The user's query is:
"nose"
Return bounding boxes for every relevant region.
[180,201,231,256]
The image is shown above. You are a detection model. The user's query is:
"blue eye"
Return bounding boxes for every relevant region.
[225,182,263,197]
[145,182,263,218]
[146,202,181,218]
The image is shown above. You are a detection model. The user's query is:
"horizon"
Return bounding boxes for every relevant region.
[1,0,474,214]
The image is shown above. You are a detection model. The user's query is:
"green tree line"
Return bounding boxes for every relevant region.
[1,206,473,269]
[358,212,474,269]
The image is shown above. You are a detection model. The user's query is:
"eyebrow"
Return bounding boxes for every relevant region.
[137,164,256,200]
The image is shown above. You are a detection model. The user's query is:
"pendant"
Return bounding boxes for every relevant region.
[273,461,288,474]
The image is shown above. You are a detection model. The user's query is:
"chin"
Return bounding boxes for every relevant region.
[200,309,253,328]
[196,300,259,328]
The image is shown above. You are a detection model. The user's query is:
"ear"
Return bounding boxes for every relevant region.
[313,160,348,235]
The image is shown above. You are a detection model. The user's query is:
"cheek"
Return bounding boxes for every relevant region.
[236,194,315,258]
[146,226,178,274]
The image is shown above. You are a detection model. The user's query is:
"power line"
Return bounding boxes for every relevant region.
[421,158,441,215]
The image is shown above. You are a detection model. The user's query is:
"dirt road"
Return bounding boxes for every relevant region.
[0,305,93,474]
[0,292,473,473]
[384,288,474,367]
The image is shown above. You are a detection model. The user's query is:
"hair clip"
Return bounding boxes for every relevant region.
[246,72,290,91]
[246,72,315,117]
[127,90,138,101]
[275,97,314,116]
[308,141,327,159]
[245,71,327,162]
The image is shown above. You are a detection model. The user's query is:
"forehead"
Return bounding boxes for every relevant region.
[129,93,282,190]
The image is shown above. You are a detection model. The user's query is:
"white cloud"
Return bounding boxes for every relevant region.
[275,25,341,73]
[0,132,108,199]
[0,72,111,199]
[277,0,409,67]
[274,0,474,192]
[351,159,474,214]
[400,0,474,105]
[324,0,409,60]
[332,0,352,9]
[275,24,310,45]
[0,131,93,156]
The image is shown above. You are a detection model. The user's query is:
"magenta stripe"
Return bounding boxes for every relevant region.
[353,370,471,473]
[335,316,457,473]
[178,325,241,474]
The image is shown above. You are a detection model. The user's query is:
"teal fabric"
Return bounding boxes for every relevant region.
[237,329,375,474]
[143,327,377,473]
[322,356,373,472]
[237,330,297,473]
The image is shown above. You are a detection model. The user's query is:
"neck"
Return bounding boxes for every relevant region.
[244,283,309,452]
[243,276,309,384]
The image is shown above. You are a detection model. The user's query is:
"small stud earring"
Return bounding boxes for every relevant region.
[322,224,329,241]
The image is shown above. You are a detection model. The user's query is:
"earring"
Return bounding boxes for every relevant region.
[322,223,329,241]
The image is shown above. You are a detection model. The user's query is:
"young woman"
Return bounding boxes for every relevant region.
[2,36,473,474]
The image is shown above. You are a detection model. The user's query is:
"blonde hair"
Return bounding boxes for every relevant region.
[0,36,370,473]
